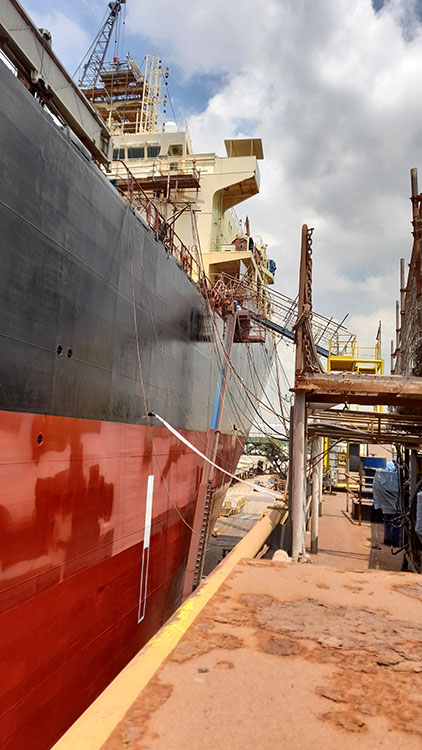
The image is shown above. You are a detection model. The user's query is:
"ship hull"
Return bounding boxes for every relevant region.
[0,57,272,748]
[0,410,244,749]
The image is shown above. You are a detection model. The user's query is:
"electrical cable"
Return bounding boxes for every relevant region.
[149,412,284,500]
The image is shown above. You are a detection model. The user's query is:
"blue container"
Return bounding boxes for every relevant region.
[361,457,387,470]
[384,513,402,547]
[361,457,387,493]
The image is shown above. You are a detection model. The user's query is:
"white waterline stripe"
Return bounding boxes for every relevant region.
[137,475,154,623]
[144,475,154,548]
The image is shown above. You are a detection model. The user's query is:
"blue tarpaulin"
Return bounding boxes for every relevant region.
[372,468,399,514]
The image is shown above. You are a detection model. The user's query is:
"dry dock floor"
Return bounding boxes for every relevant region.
[98,492,421,750]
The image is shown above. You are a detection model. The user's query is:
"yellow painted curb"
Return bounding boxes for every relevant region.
[53,508,284,749]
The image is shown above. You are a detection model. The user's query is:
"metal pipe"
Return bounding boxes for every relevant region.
[319,442,323,517]
[395,299,400,354]
[291,391,306,560]
[52,507,283,750]
[400,257,406,314]
[310,436,322,553]
[411,167,419,216]
[288,404,294,520]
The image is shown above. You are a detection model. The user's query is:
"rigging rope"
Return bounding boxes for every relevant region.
[148,412,284,500]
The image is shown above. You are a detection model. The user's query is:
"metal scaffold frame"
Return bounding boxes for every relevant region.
[289,199,422,564]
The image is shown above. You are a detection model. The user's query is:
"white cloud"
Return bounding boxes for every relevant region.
[124,0,422,355]
[25,7,91,74]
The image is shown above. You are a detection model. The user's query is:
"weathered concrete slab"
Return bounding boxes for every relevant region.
[103,560,422,749]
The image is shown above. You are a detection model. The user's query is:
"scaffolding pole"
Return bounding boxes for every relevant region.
[310,436,323,554]
[291,392,306,561]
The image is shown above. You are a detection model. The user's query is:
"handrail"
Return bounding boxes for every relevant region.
[112,161,271,324]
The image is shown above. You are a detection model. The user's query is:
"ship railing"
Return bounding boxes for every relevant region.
[328,333,357,359]
[113,161,228,316]
[218,272,271,317]
[229,207,244,237]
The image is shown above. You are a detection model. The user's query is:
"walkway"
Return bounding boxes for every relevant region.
[312,491,403,571]
[60,560,422,750]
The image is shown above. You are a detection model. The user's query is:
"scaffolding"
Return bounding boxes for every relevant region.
[80,55,168,135]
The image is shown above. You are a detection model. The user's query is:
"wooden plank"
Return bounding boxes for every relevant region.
[294,372,422,395]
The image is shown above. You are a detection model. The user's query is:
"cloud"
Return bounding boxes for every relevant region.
[124,0,422,356]
[25,6,92,74]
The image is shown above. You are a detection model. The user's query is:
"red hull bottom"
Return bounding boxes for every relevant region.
[0,410,242,748]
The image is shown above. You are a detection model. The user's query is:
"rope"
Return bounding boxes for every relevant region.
[149,412,284,500]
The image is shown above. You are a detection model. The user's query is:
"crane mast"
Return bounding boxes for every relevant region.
[76,0,169,135]
[77,1,126,89]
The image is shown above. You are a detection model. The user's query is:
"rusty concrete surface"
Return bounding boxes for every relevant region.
[102,561,422,749]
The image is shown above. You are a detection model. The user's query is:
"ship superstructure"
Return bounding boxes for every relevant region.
[77,27,276,314]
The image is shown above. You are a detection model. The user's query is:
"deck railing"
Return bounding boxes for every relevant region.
[113,162,270,326]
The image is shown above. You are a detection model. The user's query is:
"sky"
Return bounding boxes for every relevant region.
[24,0,422,370]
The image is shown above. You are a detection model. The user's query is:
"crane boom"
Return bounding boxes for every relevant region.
[77,1,126,89]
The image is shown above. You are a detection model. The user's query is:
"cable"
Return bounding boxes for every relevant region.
[125,182,290,560]
[149,412,284,500]
[166,86,178,123]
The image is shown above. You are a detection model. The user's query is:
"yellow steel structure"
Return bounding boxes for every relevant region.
[327,332,384,375]
[324,326,385,477]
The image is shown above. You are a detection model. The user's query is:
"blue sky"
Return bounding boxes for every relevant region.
[21,0,422,361]
[373,0,422,16]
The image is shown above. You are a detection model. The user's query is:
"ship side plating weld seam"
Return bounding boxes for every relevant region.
[52,508,283,750]
[148,412,283,501]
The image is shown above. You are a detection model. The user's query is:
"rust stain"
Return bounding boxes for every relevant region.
[169,630,243,663]
[225,592,422,738]
[102,677,173,749]
[319,710,367,733]
[216,660,235,669]
[264,636,304,657]
[393,583,422,602]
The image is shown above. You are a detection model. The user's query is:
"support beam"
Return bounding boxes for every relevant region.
[395,299,400,355]
[400,258,406,315]
[294,372,422,409]
[310,436,323,554]
[291,392,306,561]
[319,443,324,517]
